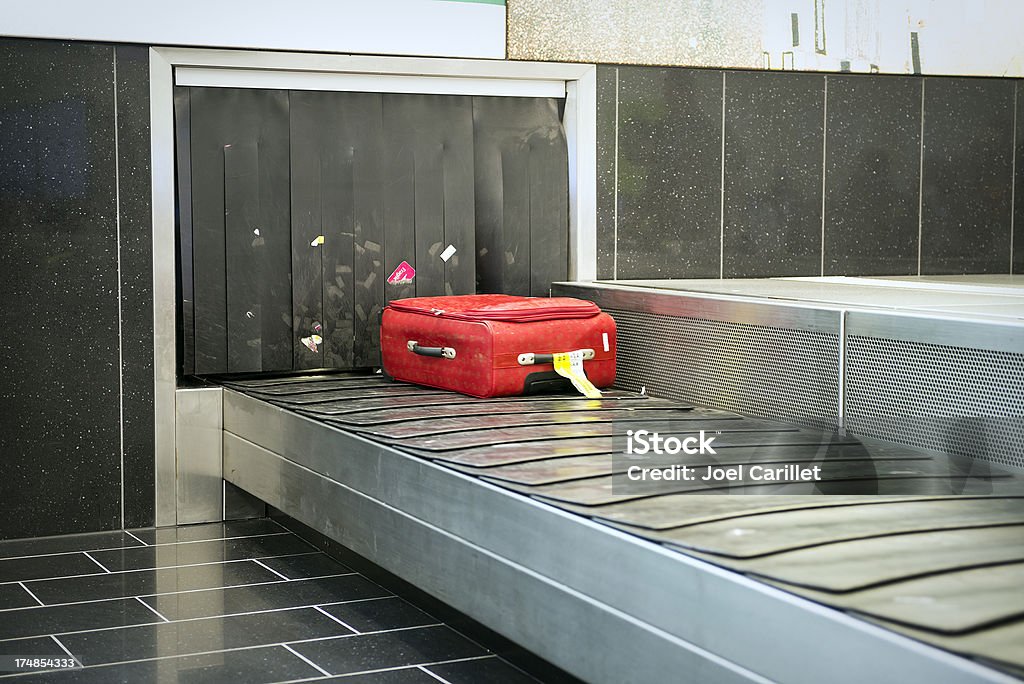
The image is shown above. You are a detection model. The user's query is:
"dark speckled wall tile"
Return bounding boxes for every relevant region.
[723,71,824,277]
[1014,81,1023,274]
[0,39,121,539]
[920,78,1014,274]
[615,66,722,279]
[824,75,922,276]
[114,45,154,529]
[596,65,617,279]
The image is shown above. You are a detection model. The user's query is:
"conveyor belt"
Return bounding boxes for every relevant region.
[217,372,1024,677]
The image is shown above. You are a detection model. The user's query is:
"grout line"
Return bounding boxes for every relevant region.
[720,71,727,279]
[134,596,170,623]
[112,46,125,531]
[282,644,333,678]
[122,530,149,547]
[0,623,454,675]
[83,552,112,574]
[50,635,78,662]
[613,66,619,279]
[1011,81,1018,274]
[265,517,293,533]
[343,656,494,679]
[0,550,312,585]
[820,75,828,276]
[0,594,397,640]
[7,647,496,684]
[313,605,360,634]
[144,531,292,547]
[283,656,496,684]
[251,558,292,581]
[917,78,926,276]
[0,530,293,563]
[18,582,44,607]
[418,665,453,683]
[0,571,355,614]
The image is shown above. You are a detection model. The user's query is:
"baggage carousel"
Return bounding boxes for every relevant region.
[217,372,1024,684]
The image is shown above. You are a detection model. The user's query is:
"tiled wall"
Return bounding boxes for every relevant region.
[597,65,1023,279]
[0,39,153,538]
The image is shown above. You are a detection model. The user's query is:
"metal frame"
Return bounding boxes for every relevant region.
[557,281,1024,354]
[222,389,1010,684]
[174,387,224,524]
[150,47,599,525]
[553,282,842,332]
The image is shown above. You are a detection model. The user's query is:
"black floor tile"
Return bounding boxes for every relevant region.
[321,597,437,633]
[0,553,102,584]
[143,574,390,621]
[291,625,488,676]
[26,559,280,605]
[9,645,320,683]
[89,534,316,572]
[127,518,286,545]
[0,531,144,560]
[0,583,37,610]
[60,606,351,666]
[428,655,539,683]
[0,597,158,641]
[0,635,73,676]
[258,552,353,579]
[322,666,444,682]
[0,635,66,656]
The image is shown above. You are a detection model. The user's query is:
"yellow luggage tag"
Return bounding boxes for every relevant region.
[552,350,603,398]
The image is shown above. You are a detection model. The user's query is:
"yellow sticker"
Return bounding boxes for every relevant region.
[552,350,602,398]
[311,235,325,246]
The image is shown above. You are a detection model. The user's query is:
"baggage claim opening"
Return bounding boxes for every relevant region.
[624,430,822,482]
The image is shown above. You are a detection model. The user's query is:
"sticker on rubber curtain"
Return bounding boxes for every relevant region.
[387,261,416,285]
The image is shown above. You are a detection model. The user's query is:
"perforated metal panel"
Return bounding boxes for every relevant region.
[607,308,841,430]
[845,336,1024,470]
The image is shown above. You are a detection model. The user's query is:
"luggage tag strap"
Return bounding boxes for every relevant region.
[551,350,603,399]
[517,349,595,366]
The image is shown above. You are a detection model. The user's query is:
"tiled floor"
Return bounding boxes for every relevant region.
[0,519,541,683]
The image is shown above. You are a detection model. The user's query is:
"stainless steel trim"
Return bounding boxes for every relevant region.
[223,389,1007,684]
[564,65,598,281]
[175,67,566,98]
[846,310,1024,354]
[838,309,847,432]
[155,48,594,81]
[150,48,177,527]
[224,433,767,684]
[174,387,224,524]
[553,282,841,332]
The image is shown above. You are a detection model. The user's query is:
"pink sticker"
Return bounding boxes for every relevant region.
[387,260,416,285]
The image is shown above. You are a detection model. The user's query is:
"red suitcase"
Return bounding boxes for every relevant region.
[380,294,617,398]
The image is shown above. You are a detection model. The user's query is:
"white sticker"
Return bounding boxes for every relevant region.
[602,332,610,353]
[439,244,457,262]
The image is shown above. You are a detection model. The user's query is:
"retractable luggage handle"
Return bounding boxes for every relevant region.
[407,340,456,359]
[518,349,595,365]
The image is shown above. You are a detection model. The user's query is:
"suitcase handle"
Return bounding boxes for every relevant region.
[407,340,456,360]
[518,349,595,365]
